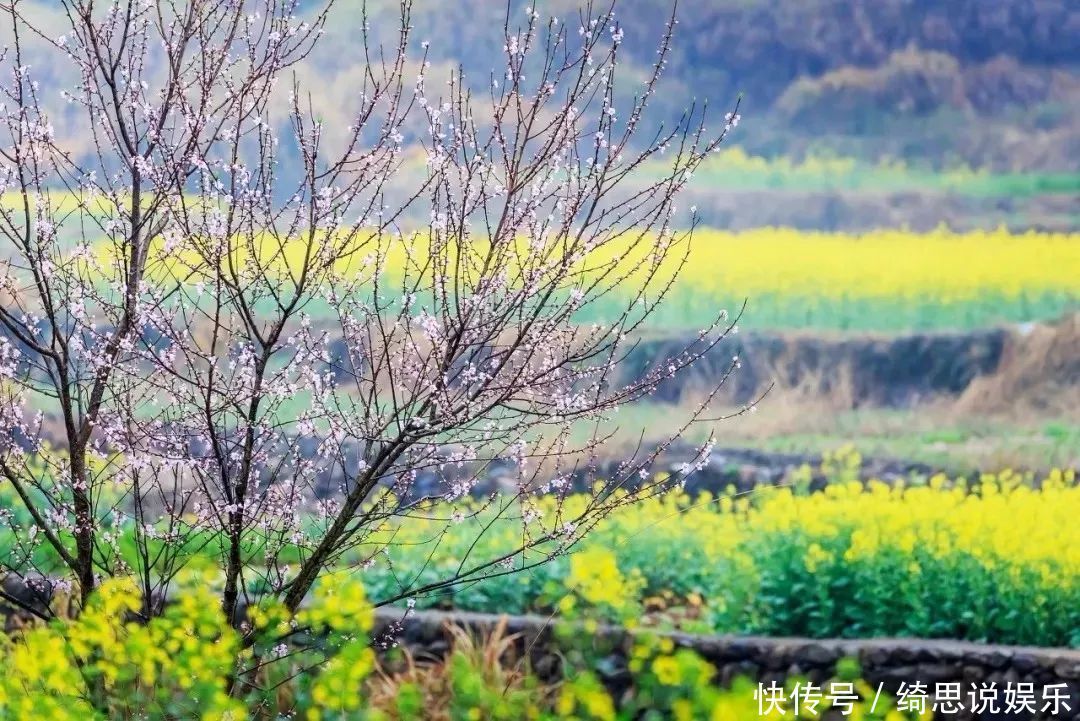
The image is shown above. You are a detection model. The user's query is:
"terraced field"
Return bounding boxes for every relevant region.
[576,227,1080,332]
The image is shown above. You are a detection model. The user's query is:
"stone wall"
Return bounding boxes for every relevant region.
[374,608,1080,720]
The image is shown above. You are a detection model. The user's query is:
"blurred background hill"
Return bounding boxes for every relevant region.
[315,0,1080,173]
[314,0,1080,230]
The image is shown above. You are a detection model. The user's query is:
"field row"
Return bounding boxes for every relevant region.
[578,227,1079,331]
[645,147,1080,197]
[8,463,1076,648]
[358,466,1080,648]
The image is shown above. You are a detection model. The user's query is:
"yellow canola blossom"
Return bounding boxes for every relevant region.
[598,226,1080,301]
[599,467,1080,581]
[541,466,1080,646]
[83,224,1079,300]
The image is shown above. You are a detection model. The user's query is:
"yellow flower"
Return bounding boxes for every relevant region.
[565,547,641,616]
[804,543,831,573]
[673,699,695,721]
[652,655,682,686]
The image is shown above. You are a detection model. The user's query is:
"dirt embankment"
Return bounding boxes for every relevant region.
[956,313,1080,415]
[622,314,1080,415]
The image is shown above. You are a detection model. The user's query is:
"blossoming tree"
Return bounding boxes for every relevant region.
[0,0,743,643]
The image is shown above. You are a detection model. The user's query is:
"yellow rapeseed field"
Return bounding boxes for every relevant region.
[579,227,1079,329]
[360,463,1080,646]
[673,227,1078,301]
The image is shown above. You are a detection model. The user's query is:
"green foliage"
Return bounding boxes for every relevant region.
[658,147,1080,197]
[353,464,1080,648]
[6,464,1079,652]
[575,288,1079,333]
[0,573,382,720]
[0,575,930,719]
[443,651,545,720]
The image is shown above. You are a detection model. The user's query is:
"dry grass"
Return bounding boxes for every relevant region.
[958,313,1080,416]
[364,618,555,720]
